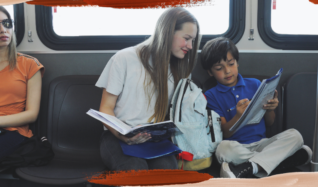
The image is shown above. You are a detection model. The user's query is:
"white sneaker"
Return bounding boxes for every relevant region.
[220,162,235,178]
[220,162,254,178]
[301,145,312,165]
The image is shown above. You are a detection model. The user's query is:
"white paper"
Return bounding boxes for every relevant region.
[87,109,174,135]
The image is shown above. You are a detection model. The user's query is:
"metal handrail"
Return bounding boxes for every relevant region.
[311,66,318,171]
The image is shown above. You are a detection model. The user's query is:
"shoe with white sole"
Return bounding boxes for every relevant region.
[220,162,254,178]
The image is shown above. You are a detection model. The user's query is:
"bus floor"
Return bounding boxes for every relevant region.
[0,179,112,187]
[0,163,311,187]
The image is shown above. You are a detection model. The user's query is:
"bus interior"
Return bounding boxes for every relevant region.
[0,0,318,186]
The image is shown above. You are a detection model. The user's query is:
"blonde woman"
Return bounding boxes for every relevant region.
[96,7,200,171]
[0,6,44,159]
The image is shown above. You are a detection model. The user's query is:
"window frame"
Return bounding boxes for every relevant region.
[258,0,318,50]
[35,0,245,50]
[14,3,25,46]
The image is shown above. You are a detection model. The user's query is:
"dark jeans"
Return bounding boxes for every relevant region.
[100,131,178,171]
[0,130,25,159]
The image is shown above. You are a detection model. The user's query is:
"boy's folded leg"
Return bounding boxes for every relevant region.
[220,162,254,178]
[273,145,312,171]
[216,140,256,165]
[249,129,304,177]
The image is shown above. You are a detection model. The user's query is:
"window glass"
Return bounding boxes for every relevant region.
[52,0,229,36]
[3,5,14,29]
[271,0,318,35]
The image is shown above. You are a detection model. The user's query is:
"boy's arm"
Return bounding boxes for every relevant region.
[264,90,279,127]
[221,98,250,138]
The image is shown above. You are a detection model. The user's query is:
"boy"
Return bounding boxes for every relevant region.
[201,37,312,178]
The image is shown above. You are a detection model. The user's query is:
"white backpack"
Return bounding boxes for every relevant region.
[170,79,222,164]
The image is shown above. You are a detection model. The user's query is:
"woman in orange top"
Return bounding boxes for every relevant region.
[0,6,44,159]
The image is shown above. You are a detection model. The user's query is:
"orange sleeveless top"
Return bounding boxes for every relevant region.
[0,53,44,138]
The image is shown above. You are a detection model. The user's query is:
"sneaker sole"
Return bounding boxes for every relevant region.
[301,145,313,165]
[220,162,236,178]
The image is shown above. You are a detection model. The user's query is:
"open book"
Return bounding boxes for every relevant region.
[229,68,283,133]
[87,109,180,142]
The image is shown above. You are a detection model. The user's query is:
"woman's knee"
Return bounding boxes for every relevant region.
[116,157,148,171]
[100,131,150,171]
[148,155,178,169]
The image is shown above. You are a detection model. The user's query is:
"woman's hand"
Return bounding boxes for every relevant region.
[124,132,152,145]
[99,89,152,144]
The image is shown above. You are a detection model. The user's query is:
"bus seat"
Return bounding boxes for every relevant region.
[15,75,105,185]
[282,72,316,150]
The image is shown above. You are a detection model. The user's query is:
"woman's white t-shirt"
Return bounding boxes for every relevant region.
[96,45,175,128]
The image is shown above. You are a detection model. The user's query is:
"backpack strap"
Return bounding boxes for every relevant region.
[207,110,215,142]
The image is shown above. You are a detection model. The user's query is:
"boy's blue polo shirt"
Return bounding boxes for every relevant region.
[205,74,266,144]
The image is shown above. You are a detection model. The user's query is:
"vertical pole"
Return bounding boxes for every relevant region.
[311,66,318,171]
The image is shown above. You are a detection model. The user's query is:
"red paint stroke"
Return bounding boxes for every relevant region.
[27,0,89,6]
[273,0,276,10]
[87,169,213,186]
[310,0,318,4]
[26,0,206,8]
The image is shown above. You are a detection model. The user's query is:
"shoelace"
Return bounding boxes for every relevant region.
[237,167,251,178]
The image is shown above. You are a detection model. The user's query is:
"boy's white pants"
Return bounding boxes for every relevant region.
[215,128,304,178]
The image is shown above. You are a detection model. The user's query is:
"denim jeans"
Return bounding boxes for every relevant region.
[100,131,178,171]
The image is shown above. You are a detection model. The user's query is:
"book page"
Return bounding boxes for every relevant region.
[130,120,174,131]
[247,82,278,124]
[87,109,132,134]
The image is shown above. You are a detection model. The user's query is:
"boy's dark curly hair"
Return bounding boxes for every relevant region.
[201,37,239,72]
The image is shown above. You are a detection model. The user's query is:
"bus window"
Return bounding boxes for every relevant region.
[52,3,229,36]
[258,0,318,50]
[3,5,14,22]
[2,4,25,46]
[35,0,246,50]
[271,0,318,35]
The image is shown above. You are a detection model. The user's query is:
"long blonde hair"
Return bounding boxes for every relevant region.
[139,7,201,123]
[0,6,17,70]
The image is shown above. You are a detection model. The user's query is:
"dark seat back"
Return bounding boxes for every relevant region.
[283,72,316,150]
[15,75,106,185]
[47,75,104,160]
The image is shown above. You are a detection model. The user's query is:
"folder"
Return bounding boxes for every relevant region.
[230,68,283,133]
[119,139,182,159]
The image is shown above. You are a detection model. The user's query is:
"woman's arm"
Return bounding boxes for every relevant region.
[0,71,42,127]
[99,89,151,145]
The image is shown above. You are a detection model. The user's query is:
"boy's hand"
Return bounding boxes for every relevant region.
[236,98,250,117]
[264,90,279,111]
